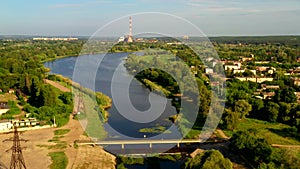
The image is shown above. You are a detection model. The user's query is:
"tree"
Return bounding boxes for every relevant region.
[230,129,273,166]
[264,102,279,122]
[249,98,264,119]
[59,92,73,105]
[221,109,239,130]
[29,76,43,107]
[274,87,297,103]
[184,150,232,169]
[34,84,58,107]
[234,99,252,119]
[213,63,224,74]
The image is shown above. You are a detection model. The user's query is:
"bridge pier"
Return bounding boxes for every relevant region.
[177,142,180,148]
[121,144,124,149]
[149,143,152,149]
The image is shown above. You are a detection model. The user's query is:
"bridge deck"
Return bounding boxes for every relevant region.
[77,139,202,146]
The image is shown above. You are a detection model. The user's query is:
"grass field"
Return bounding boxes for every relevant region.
[74,88,107,140]
[224,118,300,145]
[54,129,70,136]
[48,152,68,169]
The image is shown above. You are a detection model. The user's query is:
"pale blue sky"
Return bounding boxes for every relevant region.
[1,0,300,36]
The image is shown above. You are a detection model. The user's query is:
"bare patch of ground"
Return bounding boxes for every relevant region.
[0,93,17,102]
[54,115,115,169]
[72,145,116,169]
[44,79,71,92]
[0,127,56,169]
[216,129,230,139]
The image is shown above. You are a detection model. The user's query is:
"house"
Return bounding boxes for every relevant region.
[240,56,254,62]
[255,61,270,64]
[261,84,280,90]
[256,66,269,72]
[292,78,300,86]
[12,118,39,127]
[0,102,9,116]
[224,62,242,70]
[295,92,300,103]
[8,89,14,94]
[190,66,197,75]
[263,92,275,99]
[233,69,245,74]
[0,120,13,131]
[205,68,214,74]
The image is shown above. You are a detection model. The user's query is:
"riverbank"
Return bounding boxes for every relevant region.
[43,74,115,168]
[46,74,112,122]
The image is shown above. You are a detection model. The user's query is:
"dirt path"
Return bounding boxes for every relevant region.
[44,79,71,92]
[60,115,85,169]
[272,144,300,148]
[216,129,230,139]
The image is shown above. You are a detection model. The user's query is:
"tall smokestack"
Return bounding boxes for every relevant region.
[127,16,133,42]
[129,16,132,37]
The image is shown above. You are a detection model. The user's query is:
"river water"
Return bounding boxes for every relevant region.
[44,53,179,140]
[44,53,188,169]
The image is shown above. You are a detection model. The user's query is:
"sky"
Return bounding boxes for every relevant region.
[1,0,300,36]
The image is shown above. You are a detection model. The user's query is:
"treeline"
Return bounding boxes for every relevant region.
[220,79,300,132]
[0,40,83,126]
[210,36,300,47]
[124,49,213,138]
[116,150,233,169]
[230,129,300,168]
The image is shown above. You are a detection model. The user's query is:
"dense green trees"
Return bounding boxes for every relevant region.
[183,150,232,169]
[220,109,239,130]
[230,129,273,166]
[0,39,82,126]
[264,102,280,122]
[231,129,300,168]
[274,87,297,103]
[234,99,252,119]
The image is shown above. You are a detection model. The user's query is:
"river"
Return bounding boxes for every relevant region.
[44,53,180,140]
[44,53,190,168]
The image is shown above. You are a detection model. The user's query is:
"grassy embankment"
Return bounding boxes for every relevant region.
[46,74,111,139]
[224,118,300,145]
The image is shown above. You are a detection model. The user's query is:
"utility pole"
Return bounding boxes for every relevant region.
[3,125,28,169]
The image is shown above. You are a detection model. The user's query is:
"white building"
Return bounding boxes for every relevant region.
[0,121,13,131]
[205,68,214,74]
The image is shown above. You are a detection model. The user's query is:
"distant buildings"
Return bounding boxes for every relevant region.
[235,77,273,83]
[291,78,300,86]
[0,118,39,131]
[33,37,78,41]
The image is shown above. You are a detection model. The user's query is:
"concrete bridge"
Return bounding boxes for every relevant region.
[76,139,203,149]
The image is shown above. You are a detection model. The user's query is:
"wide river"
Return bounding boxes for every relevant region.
[44,53,180,140]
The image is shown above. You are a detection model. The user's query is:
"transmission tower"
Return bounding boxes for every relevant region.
[3,125,28,169]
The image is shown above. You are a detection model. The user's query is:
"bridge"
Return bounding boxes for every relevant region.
[76,139,203,149]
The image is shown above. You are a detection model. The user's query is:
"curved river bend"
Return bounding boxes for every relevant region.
[44,53,179,140]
